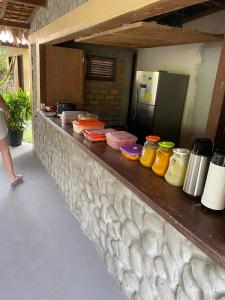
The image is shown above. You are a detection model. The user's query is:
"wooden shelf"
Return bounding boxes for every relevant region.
[76,21,224,48]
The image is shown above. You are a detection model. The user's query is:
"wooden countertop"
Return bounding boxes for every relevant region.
[38,111,225,269]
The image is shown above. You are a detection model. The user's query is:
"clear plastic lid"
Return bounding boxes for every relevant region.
[106,131,137,142]
[78,113,98,121]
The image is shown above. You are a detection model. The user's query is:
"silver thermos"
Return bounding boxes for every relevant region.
[183,138,213,197]
[201,152,225,211]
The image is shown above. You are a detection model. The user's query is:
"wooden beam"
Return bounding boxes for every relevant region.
[1,0,8,19]
[71,0,207,40]
[0,19,30,28]
[9,0,46,7]
[33,0,206,45]
[76,21,223,48]
[205,36,225,140]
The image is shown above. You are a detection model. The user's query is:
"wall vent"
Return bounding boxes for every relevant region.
[87,55,116,81]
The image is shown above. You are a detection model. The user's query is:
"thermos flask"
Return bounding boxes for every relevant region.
[183,138,213,197]
[201,152,225,210]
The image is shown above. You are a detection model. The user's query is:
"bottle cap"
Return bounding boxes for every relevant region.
[211,151,225,167]
[159,141,175,149]
[191,138,213,157]
[146,135,160,142]
[173,148,190,157]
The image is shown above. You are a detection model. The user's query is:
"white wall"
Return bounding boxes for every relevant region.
[136,10,225,147]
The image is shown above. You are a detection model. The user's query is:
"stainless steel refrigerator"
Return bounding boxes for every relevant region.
[128,71,189,144]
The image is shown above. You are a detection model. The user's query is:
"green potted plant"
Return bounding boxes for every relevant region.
[2,89,31,146]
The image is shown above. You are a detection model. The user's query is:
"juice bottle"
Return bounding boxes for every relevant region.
[165,148,190,186]
[152,141,175,176]
[140,135,160,168]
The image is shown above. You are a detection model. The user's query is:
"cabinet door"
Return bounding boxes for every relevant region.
[43,45,84,107]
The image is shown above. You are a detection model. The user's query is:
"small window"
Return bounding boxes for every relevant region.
[87,55,116,81]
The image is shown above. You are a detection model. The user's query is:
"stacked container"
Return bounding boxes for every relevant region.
[72,120,105,134]
[106,131,137,150]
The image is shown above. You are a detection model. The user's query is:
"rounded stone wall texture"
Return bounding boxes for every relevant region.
[34,115,225,300]
[30,0,88,33]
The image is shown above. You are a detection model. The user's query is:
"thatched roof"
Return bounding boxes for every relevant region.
[0,0,46,46]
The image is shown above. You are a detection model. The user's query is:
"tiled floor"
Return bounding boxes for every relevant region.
[0,143,127,300]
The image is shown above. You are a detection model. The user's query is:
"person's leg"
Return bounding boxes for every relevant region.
[0,136,21,183]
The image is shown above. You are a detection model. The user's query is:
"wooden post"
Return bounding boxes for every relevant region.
[205,36,225,140]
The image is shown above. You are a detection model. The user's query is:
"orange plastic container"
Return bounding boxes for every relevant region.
[72,120,105,134]
[83,128,115,141]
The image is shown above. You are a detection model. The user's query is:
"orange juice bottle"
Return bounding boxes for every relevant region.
[140,136,160,168]
[152,141,175,176]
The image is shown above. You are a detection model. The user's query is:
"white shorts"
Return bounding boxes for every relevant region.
[0,111,8,140]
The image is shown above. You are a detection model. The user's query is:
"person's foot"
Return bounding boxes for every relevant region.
[11,175,23,187]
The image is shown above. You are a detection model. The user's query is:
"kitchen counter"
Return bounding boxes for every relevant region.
[34,110,225,299]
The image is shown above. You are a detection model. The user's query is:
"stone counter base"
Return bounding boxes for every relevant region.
[34,115,225,300]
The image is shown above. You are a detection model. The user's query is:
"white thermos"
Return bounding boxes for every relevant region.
[201,152,225,211]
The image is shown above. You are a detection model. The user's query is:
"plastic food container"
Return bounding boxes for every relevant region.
[120,144,143,160]
[140,135,160,167]
[83,128,115,142]
[106,131,138,150]
[152,141,175,176]
[78,113,98,121]
[165,148,190,187]
[61,111,88,124]
[72,120,105,134]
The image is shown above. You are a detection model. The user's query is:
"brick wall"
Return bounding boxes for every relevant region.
[57,41,134,127]
[84,56,126,126]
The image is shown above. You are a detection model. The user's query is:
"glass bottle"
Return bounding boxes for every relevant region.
[164,148,190,187]
[140,135,160,168]
[152,141,175,176]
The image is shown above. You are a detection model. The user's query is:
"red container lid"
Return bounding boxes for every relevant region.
[84,128,115,138]
[73,120,105,126]
[146,135,160,142]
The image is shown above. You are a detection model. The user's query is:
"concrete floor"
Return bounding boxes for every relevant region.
[0,143,127,300]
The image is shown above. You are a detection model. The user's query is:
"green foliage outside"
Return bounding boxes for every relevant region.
[0,47,32,143]
[2,89,31,131]
[23,121,32,144]
[0,47,15,90]
[0,48,8,73]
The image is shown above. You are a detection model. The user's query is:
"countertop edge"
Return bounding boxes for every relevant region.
[36,111,225,269]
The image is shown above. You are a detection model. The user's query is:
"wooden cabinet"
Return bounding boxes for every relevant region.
[40,45,84,107]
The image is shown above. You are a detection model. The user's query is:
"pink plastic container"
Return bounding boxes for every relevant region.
[106,131,138,150]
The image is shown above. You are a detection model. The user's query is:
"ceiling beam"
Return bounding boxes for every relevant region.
[0,19,30,29]
[9,0,46,7]
[1,0,9,19]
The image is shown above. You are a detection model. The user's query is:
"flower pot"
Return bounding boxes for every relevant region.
[8,129,24,147]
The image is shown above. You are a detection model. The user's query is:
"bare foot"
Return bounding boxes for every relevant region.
[11,175,23,187]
